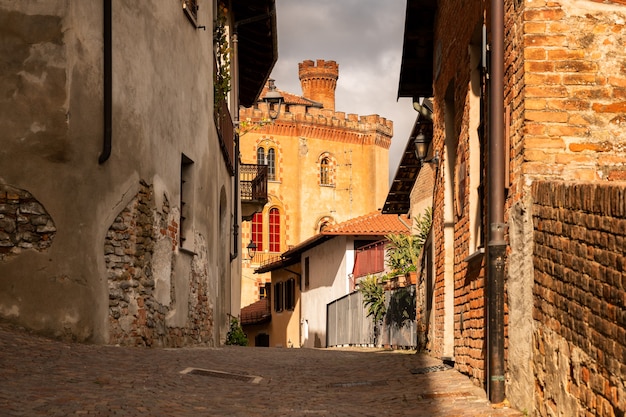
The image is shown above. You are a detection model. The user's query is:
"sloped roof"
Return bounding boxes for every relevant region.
[398,0,437,99]
[233,0,278,108]
[240,298,271,326]
[383,99,434,214]
[321,211,411,235]
[258,84,323,108]
[255,212,410,274]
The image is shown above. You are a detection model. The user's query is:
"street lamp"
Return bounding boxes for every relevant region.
[246,239,257,259]
[414,133,439,167]
[264,79,283,120]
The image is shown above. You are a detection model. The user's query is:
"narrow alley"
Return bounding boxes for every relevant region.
[0,323,522,417]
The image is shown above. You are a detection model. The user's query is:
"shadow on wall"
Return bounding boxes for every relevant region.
[385,287,416,329]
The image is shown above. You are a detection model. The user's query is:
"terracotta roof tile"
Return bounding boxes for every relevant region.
[322,212,411,236]
[240,298,271,325]
[259,85,323,107]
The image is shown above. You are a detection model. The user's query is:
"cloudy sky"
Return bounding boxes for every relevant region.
[269,0,416,183]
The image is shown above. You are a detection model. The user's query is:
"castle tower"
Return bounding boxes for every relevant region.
[298,59,339,111]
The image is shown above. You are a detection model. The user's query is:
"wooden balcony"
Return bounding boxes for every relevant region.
[241,163,268,221]
[214,97,235,176]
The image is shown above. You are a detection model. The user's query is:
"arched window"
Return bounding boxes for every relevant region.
[269,207,280,252]
[267,148,276,180]
[252,212,263,251]
[320,157,331,185]
[257,146,276,181]
[257,147,265,166]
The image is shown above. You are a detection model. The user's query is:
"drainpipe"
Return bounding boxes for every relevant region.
[99,0,112,164]
[487,0,506,404]
[230,29,240,262]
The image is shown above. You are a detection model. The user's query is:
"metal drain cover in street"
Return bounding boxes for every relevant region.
[410,364,452,374]
[328,380,387,388]
[180,367,263,384]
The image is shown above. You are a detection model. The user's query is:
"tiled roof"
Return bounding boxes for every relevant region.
[322,212,411,236]
[240,298,271,326]
[259,85,323,107]
[255,212,410,274]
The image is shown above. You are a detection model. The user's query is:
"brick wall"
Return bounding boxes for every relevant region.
[106,181,213,347]
[430,0,486,379]
[0,185,56,262]
[521,0,626,182]
[532,180,625,417]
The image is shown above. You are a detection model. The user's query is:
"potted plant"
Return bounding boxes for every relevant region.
[385,207,432,286]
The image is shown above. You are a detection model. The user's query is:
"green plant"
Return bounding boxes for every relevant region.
[213,3,231,108]
[358,275,386,325]
[225,316,248,346]
[385,207,433,275]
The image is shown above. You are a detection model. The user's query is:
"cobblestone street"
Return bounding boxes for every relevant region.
[0,323,523,416]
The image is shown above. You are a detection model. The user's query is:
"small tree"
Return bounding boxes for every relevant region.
[359,274,386,325]
[225,316,248,346]
[385,207,433,275]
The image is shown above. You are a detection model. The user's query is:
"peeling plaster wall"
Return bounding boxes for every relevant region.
[0,1,232,345]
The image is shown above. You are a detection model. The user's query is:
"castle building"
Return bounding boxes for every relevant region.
[239,60,393,308]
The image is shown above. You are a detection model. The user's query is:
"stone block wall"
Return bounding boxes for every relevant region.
[0,185,56,262]
[106,181,213,347]
[532,180,625,417]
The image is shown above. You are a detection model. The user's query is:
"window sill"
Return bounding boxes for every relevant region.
[180,246,197,256]
[463,247,484,264]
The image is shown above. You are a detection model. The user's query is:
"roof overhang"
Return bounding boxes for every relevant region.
[398,0,437,99]
[233,0,278,107]
[254,234,332,274]
[382,100,433,214]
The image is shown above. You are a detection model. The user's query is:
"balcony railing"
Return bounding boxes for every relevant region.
[214,98,235,175]
[240,164,268,204]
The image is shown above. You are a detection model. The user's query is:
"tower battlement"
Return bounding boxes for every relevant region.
[239,106,393,137]
[298,59,339,112]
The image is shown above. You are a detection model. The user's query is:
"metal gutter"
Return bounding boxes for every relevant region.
[99,0,112,164]
[487,0,506,404]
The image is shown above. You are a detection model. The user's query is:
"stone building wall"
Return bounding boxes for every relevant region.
[106,181,213,347]
[532,180,625,417]
[238,60,393,309]
[0,185,56,263]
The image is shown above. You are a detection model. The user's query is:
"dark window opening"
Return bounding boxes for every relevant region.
[274,282,283,312]
[320,157,331,185]
[267,148,276,180]
[285,278,296,310]
[304,257,310,289]
[180,154,194,248]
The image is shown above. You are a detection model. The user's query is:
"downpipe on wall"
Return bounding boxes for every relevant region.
[487,0,506,404]
[99,0,112,164]
[230,31,240,262]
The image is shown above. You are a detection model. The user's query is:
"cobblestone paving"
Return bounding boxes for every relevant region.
[0,323,523,416]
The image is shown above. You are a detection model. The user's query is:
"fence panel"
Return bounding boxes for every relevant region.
[327,286,416,348]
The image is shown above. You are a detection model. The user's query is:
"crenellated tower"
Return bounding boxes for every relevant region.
[298,59,339,111]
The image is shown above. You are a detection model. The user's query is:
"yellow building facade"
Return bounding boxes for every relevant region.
[239,60,393,309]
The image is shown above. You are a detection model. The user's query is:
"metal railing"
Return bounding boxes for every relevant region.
[214,98,235,175]
[240,164,268,204]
